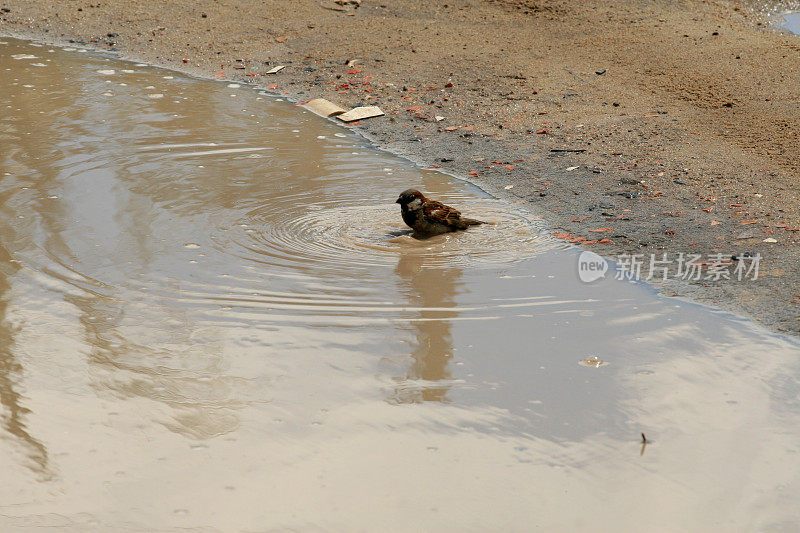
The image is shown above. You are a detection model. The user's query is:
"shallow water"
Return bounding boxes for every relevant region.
[2,37,800,531]
[780,11,800,33]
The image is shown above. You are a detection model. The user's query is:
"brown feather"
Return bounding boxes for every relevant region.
[396,189,484,235]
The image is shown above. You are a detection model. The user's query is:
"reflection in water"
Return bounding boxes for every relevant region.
[392,249,461,403]
[3,37,800,531]
[0,86,52,477]
[0,242,50,478]
[66,290,245,440]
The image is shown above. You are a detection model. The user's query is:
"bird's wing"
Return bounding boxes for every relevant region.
[423,200,462,224]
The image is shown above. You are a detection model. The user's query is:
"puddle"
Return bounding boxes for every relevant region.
[780,11,800,33]
[2,37,800,530]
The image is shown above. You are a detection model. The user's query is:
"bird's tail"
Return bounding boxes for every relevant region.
[461,217,484,226]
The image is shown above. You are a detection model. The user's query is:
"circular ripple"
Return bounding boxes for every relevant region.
[215,198,560,272]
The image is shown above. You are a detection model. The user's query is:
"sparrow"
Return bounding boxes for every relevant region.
[395,189,484,235]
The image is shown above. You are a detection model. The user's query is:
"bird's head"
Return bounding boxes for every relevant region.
[396,189,426,209]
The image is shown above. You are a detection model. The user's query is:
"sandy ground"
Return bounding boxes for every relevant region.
[1,0,798,335]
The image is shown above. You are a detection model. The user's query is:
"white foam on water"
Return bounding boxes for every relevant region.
[171,147,271,157]
[138,142,219,150]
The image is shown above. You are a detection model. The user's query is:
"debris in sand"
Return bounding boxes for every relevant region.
[337,106,384,122]
[265,65,285,74]
[579,357,609,367]
[303,98,347,117]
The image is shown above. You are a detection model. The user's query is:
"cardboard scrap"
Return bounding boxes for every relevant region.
[303,98,347,117]
[337,106,384,123]
[266,65,285,74]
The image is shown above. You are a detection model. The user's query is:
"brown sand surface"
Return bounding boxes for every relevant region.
[1,0,798,334]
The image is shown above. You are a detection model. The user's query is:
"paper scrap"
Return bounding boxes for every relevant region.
[337,106,384,122]
[303,98,347,117]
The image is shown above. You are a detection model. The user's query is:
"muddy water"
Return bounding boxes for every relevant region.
[2,37,800,531]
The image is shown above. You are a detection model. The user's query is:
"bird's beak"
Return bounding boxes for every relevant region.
[395,198,401,204]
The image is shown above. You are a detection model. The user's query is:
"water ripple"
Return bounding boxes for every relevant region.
[217,198,559,273]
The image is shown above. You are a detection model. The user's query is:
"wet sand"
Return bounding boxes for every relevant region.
[2,0,798,336]
[4,37,800,531]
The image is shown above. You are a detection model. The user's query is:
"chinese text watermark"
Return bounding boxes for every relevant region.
[578,252,760,283]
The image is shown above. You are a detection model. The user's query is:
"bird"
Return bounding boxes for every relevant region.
[395,189,484,235]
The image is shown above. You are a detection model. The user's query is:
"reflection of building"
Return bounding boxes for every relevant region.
[391,249,462,403]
